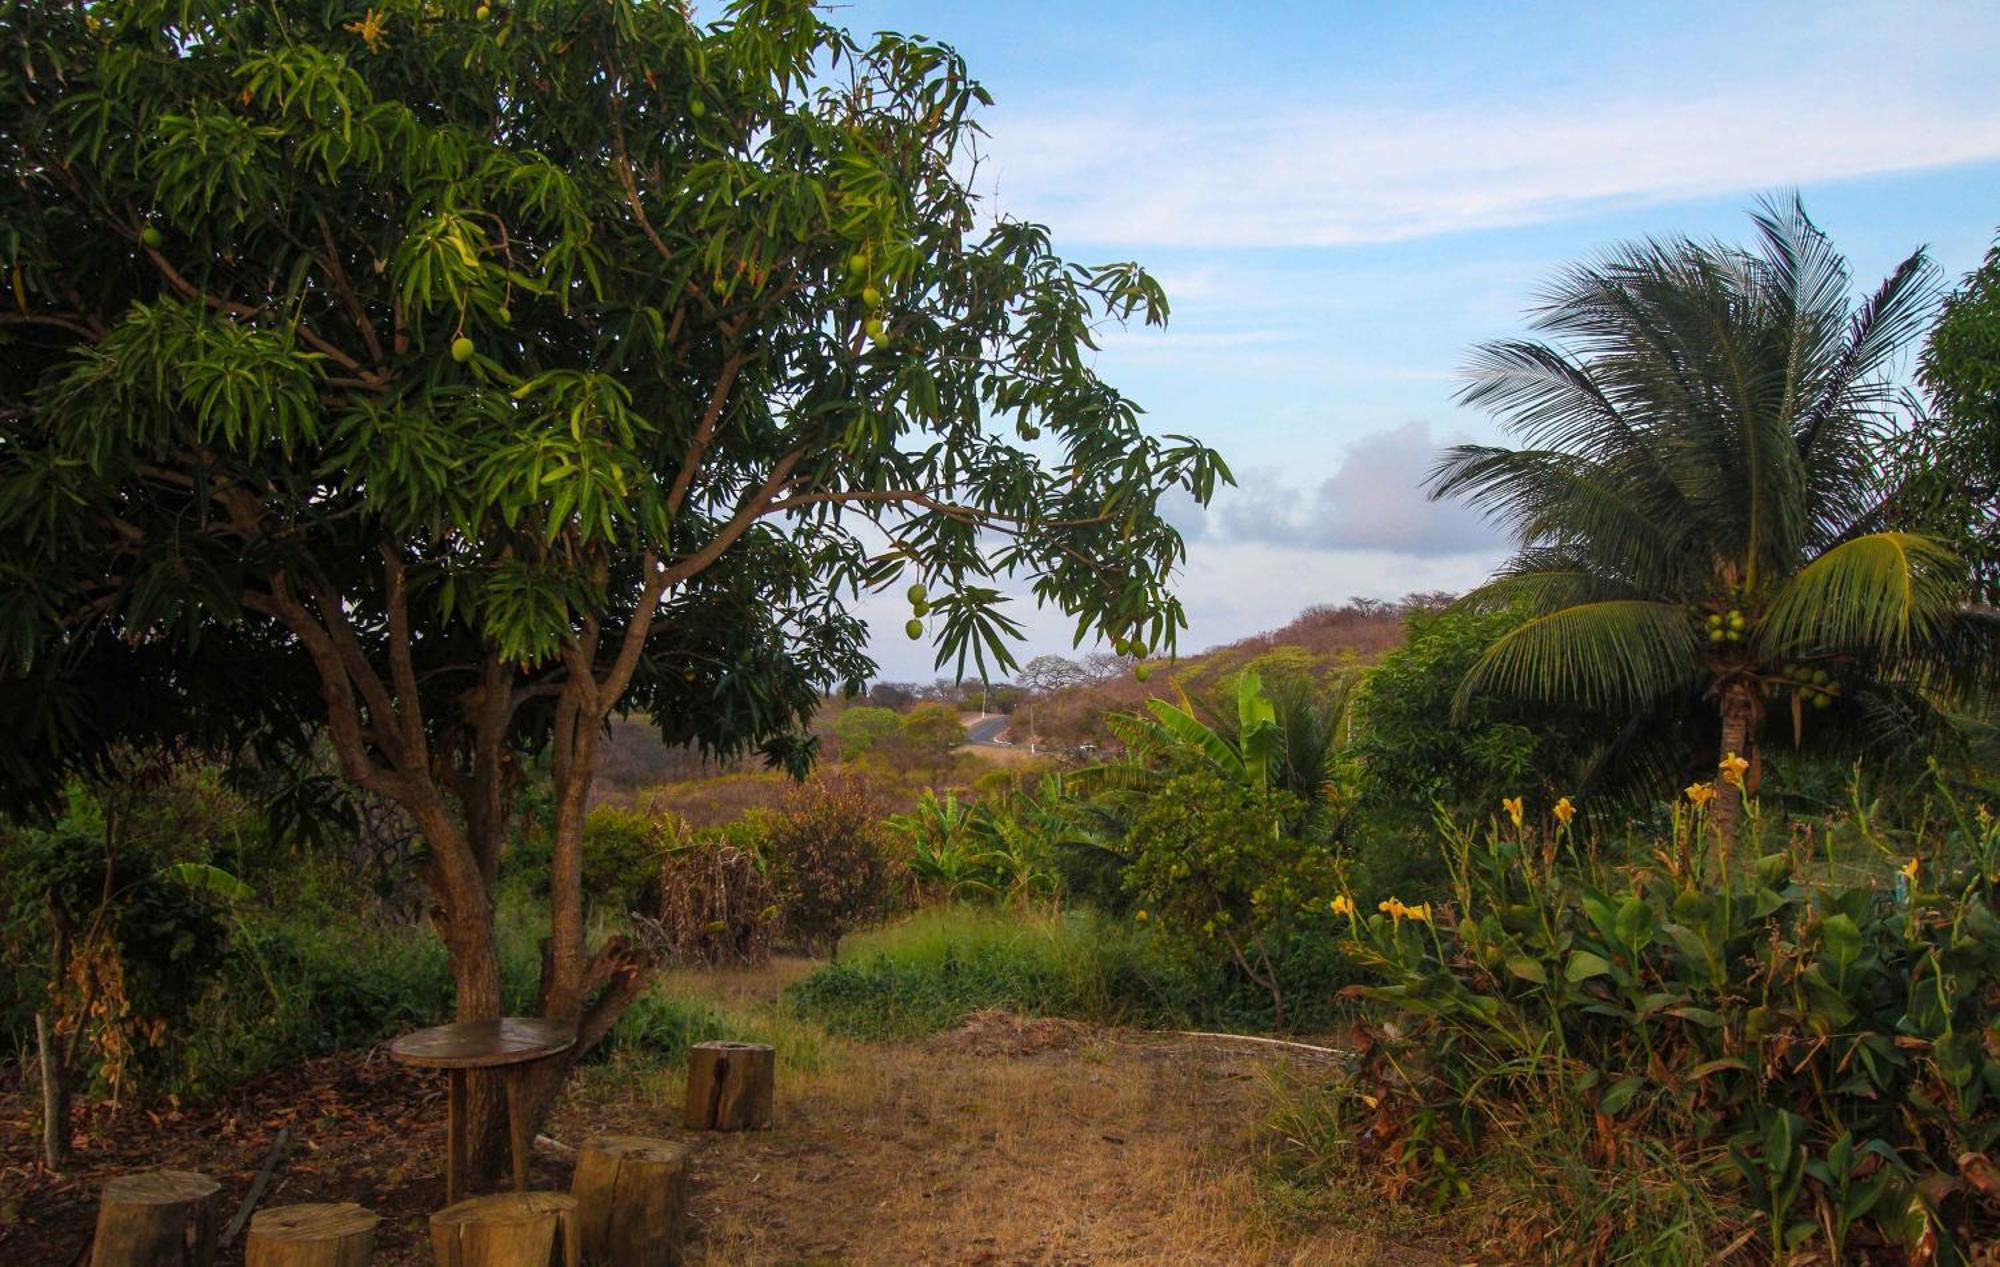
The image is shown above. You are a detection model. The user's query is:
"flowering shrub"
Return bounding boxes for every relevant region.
[1329,767,2000,1263]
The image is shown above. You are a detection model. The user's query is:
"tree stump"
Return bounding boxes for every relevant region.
[430,1192,579,1267]
[681,1041,773,1131]
[246,1203,380,1267]
[570,1136,689,1266]
[90,1170,220,1267]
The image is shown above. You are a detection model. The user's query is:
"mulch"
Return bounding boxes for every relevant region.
[0,1042,531,1265]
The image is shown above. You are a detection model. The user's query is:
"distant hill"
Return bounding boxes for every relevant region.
[1008,597,1440,753]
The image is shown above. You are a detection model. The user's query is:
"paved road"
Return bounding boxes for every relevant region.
[963,713,1010,746]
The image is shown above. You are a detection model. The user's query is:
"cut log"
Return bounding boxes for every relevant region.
[429,1192,579,1267]
[681,1041,773,1131]
[245,1203,379,1267]
[90,1170,220,1267]
[569,1136,689,1266]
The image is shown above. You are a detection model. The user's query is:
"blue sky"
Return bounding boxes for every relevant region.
[829,0,2000,681]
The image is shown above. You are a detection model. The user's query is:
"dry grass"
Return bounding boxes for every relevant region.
[545,967,1445,1267]
[1,958,1445,1266]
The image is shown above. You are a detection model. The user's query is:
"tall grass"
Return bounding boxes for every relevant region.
[786,904,1225,1038]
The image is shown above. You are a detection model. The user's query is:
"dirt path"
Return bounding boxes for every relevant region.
[4,974,1443,1265]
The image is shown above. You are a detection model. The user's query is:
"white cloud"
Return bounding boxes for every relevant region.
[1207,421,1499,556]
[982,88,2000,247]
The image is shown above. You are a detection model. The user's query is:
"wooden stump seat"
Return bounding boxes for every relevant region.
[246,1203,380,1266]
[91,1170,220,1267]
[681,1040,773,1131]
[570,1136,689,1266]
[430,1192,579,1267]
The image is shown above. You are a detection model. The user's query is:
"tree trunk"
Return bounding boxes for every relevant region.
[438,888,515,1190]
[1714,687,1759,847]
[36,1010,71,1171]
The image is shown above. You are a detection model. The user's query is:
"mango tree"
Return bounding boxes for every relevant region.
[0,0,1226,1174]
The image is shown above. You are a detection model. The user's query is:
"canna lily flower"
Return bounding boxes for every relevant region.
[1330,894,1356,917]
[1719,751,1750,788]
[1553,796,1576,827]
[1378,897,1408,922]
[1900,857,1920,883]
[1685,782,1718,808]
[1503,796,1525,830]
[1406,902,1433,924]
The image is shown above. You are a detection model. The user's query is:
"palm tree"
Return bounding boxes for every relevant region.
[1430,197,1986,837]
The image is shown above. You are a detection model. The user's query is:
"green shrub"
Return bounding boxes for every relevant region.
[1120,768,1337,1029]
[1327,775,2000,1263]
[579,804,668,916]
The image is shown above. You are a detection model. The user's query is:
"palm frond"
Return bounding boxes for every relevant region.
[1760,532,1962,658]
[1454,600,1702,719]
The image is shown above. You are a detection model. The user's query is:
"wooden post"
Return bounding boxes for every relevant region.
[246,1203,379,1267]
[430,1192,579,1267]
[90,1170,220,1267]
[569,1136,689,1266]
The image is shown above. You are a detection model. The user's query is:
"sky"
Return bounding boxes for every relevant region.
[826,0,2000,682]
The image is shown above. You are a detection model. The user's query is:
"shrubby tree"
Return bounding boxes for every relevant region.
[1904,234,2000,605]
[1431,199,1994,838]
[0,0,1224,1167]
[831,705,900,760]
[1017,653,1090,695]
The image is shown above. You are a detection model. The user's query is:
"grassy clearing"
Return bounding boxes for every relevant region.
[784,903,1226,1038]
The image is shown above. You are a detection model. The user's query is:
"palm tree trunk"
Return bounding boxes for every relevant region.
[1715,687,1758,844]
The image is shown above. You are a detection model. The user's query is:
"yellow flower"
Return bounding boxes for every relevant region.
[1685,781,1717,808]
[1135,909,1149,922]
[1378,897,1408,922]
[1330,894,1355,917]
[1719,751,1750,789]
[344,8,390,51]
[1553,796,1576,826]
[1502,796,1525,830]
[1406,902,1433,924]
[1899,858,1920,883]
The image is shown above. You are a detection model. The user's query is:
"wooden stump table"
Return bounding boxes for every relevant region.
[682,1041,773,1131]
[90,1170,220,1267]
[246,1203,380,1267]
[390,1019,575,1206]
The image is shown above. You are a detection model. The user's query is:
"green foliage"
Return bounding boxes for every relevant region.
[1431,197,1991,810]
[1908,234,2000,605]
[1118,769,1334,1027]
[787,905,1216,1038]
[896,702,967,766]
[578,805,667,916]
[1330,781,2000,1262]
[0,0,1228,816]
[1354,604,1583,812]
[833,706,902,760]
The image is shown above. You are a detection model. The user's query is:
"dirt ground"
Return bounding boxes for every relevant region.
[2,966,1443,1266]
